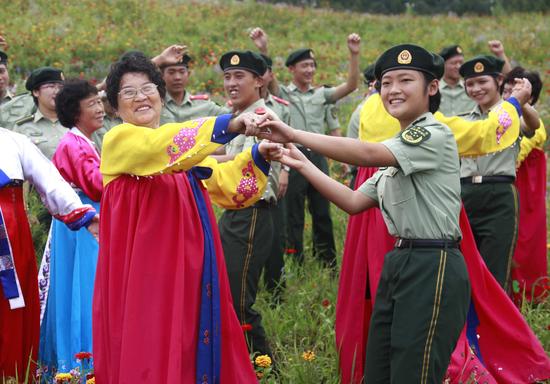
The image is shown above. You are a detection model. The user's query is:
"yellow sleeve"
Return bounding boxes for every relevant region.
[435,100,521,157]
[517,119,546,166]
[100,115,236,185]
[196,145,270,209]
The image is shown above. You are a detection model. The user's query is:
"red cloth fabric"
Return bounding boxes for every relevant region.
[92,174,256,383]
[336,166,550,384]
[0,187,40,379]
[512,148,548,304]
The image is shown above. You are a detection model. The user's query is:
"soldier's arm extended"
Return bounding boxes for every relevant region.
[329,33,361,102]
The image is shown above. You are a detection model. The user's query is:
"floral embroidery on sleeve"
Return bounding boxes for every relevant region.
[166,118,207,165]
[232,161,259,208]
[495,106,512,145]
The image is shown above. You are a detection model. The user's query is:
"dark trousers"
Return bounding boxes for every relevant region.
[263,198,286,303]
[219,205,273,357]
[461,182,519,290]
[285,147,336,266]
[365,247,470,383]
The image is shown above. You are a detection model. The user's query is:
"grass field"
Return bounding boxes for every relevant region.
[1,1,549,382]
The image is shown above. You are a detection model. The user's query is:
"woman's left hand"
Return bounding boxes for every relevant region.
[87,214,100,242]
[258,141,284,161]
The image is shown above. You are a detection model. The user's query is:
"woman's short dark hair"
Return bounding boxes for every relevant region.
[503,66,543,105]
[55,79,98,128]
[106,52,166,110]
[422,72,441,113]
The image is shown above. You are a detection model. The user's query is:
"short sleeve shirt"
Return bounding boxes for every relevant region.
[279,83,337,134]
[358,112,462,240]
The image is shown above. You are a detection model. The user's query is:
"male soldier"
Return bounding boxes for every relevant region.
[217,50,279,360]
[13,67,65,160]
[250,27,360,267]
[159,53,227,124]
[0,51,13,105]
[438,45,476,116]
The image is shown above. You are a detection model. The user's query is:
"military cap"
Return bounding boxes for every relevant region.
[219,50,267,76]
[459,55,504,79]
[374,44,444,80]
[0,51,7,66]
[260,54,273,69]
[285,48,316,67]
[363,64,376,83]
[25,67,64,91]
[439,45,464,61]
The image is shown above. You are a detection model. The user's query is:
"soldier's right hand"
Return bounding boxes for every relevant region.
[249,27,268,53]
[511,78,532,106]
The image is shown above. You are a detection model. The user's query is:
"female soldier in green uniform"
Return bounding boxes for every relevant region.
[252,43,530,383]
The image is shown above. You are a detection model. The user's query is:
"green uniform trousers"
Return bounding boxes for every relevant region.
[365,247,470,384]
[285,147,336,267]
[263,198,286,304]
[219,204,273,357]
[461,182,519,290]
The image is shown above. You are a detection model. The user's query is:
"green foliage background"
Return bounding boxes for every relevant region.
[1,1,548,382]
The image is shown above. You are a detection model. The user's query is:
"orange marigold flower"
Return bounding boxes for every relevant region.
[241,323,253,332]
[255,354,272,368]
[302,350,316,361]
[54,373,73,382]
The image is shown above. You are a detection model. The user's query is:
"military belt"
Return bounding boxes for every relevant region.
[395,238,460,249]
[460,175,515,185]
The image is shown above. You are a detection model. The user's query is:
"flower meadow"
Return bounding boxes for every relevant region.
[1,1,549,383]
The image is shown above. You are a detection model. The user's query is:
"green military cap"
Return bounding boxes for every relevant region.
[439,45,464,61]
[285,48,315,67]
[374,44,444,80]
[459,55,504,79]
[25,67,64,91]
[0,51,7,66]
[260,54,273,69]
[363,64,376,83]
[219,50,267,76]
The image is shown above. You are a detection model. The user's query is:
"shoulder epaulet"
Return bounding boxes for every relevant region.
[15,114,34,126]
[190,94,210,101]
[272,95,290,106]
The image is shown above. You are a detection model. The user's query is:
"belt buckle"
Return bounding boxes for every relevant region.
[472,175,483,184]
[396,239,403,248]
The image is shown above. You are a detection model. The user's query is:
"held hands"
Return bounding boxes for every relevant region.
[347,33,361,55]
[249,27,268,54]
[511,78,532,106]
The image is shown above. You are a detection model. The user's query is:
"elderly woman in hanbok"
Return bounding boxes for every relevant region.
[38,79,104,375]
[0,128,98,379]
[92,50,275,383]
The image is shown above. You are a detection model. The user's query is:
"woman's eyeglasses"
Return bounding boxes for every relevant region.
[118,83,158,100]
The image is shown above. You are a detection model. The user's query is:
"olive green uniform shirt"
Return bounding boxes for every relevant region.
[0,90,13,106]
[439,79,476,116]
[13,109,65,160]
[265,93,290,125]
[346,98,366,139]
[0,93,36,130]
[279,83,337,134]
[358,112,462,240]
[224,98,281,203]
[460,101,519,178]
[160,91,229,125]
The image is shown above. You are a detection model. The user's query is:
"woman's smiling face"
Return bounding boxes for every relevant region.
[116,72,162,128]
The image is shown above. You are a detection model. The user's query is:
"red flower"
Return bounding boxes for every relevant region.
[547,325,550,331]
[75,352,93,360]
[322,299,330,307]
[241,323,253,332]
[285,248,298,254]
